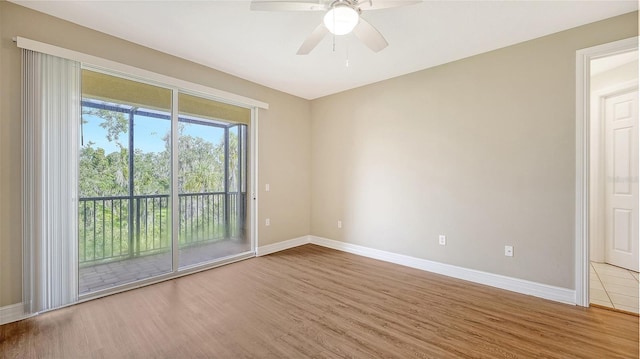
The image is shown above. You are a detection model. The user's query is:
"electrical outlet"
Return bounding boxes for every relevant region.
[337,220,342,229]
[265,184,270,192]
[504,245,513,257]
[439,235,446,246]
[265,218,270,226]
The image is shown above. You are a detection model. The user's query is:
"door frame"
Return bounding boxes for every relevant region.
[574,36,638,307]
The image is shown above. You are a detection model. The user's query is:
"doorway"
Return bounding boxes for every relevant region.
[588,52,639,313]
[576,40,639,312]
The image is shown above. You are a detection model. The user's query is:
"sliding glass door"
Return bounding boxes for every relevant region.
[79,70,173,294]
[78,72,253,296]
[177,93,250,268]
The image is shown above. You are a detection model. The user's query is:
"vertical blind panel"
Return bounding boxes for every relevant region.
[23,50,80,313]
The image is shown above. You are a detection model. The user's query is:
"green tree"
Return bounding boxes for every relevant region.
[172,123,225,194]
[78,103,246,262]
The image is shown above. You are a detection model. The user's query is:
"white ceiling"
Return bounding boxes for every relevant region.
[12,1,638,99]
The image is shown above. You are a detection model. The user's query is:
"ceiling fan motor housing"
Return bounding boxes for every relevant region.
[324,1,361,35]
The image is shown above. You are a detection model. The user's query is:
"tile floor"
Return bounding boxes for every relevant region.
[590,261,639,314]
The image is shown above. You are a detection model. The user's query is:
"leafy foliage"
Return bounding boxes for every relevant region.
[79,111,240,197]
[78,104,246,264]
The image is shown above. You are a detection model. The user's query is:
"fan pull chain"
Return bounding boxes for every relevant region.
[346,39,350,67]
[332,10,336,52]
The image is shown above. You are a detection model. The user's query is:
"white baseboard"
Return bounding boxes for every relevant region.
[309,236,576,305]
[252,234,576,305]
[0,302,29,325]
[256,235,310,256]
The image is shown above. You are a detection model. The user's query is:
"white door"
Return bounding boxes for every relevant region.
[604,89,639,272]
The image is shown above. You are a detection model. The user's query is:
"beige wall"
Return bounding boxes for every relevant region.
[310,12,638,289]
[0,1,311,307]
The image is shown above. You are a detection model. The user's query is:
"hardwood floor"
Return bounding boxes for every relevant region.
[1,244,638,358]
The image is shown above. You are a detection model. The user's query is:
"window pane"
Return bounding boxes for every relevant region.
[179,92,251,125]
[178,93,250,269]
[79,70,172,295]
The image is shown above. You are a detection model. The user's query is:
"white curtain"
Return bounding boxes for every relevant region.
[22,49,80,313]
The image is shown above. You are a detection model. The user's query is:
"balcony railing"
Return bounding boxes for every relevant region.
[78,192,245,265]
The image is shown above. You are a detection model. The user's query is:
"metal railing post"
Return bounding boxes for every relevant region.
[135,197,141,256]
[127,108,136,259]
[128,197,134,258]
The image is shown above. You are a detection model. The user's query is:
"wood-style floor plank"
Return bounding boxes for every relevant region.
[1,244,638,358]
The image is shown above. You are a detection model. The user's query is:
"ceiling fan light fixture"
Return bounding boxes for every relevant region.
[323,5,359,35]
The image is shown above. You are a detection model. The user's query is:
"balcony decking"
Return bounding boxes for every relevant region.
[79,239,251,295]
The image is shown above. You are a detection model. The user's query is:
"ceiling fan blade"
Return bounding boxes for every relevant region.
[353,18,388,52]
[297,23,329,55]
[356,0,421,10]
[250,1,327,11]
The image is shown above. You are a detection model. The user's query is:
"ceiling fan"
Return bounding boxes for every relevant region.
[250,0,421,55]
